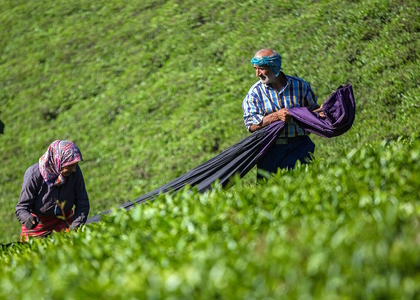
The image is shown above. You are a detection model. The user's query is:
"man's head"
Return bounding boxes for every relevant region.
[251,48,282,84]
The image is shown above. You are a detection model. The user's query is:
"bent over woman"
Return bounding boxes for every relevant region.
[15,140,89,241]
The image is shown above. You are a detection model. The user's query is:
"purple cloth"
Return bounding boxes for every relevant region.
[87,84,355,223]
[288,84,355,138]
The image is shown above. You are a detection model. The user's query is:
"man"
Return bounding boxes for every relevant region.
[242,48,323,179]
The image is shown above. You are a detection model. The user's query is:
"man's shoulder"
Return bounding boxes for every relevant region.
[285,74,311,86]
[247,81,264,94]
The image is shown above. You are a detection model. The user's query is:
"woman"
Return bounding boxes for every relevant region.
[15,140,90,241]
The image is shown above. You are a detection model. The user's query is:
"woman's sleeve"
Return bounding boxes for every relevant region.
[70,165,90,229]
[15,166,39,224]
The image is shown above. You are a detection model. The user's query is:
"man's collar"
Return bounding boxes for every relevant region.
[263,73,290,92]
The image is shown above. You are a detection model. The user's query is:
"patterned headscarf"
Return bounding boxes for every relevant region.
[39,140,83,186]
[250,52,283,76]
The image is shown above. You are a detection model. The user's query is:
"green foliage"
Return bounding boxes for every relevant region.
[0,0,420,297]
[1,139,420,299]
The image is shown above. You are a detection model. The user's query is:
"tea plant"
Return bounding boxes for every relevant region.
[1,138,420,298]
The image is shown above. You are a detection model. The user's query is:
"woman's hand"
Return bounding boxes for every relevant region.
[24,216,39,230]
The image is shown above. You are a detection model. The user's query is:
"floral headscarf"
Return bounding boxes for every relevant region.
[39,140,83,186]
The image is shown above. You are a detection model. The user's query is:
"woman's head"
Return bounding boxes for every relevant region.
[60,162,78,177]
[39,140,83,186]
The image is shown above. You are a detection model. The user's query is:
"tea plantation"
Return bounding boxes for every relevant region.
[1,0,420,298]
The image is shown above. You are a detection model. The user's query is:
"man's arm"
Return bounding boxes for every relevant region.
[250,105,326,132]
[249,108,291,132]
[304,83,325,118]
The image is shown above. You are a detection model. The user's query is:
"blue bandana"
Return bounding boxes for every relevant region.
[251,53,282,76]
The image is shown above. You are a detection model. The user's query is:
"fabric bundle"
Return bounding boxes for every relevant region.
[87,84,355,224]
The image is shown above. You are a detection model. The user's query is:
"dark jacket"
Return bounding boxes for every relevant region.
[16,163,90,229]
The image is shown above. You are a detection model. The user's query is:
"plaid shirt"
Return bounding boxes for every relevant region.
[242,74,319,137]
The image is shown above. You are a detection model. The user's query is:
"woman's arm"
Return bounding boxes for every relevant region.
[15,165,41,224]
[70,166,90,229]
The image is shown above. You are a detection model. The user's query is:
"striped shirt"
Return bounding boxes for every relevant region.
[242,73,319,137]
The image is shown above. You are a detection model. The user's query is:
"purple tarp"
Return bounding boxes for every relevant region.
[87,84,355,223]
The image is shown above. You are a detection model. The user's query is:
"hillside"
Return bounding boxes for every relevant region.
[1,0,420,297]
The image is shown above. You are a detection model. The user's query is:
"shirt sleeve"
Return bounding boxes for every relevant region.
[304,84,319,110]
[70,165,90,229]
[15,166,40,224]
[242,91,265,132]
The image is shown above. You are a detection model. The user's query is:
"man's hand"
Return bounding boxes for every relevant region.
[276,108,291,122]
[312,105,326,118]
[248,108,291,132]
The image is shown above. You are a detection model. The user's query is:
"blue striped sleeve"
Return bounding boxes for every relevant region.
[242,91,264,132]
[304,84,319,110]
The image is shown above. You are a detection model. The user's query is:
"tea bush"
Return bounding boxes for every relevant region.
[1,138,420,298]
